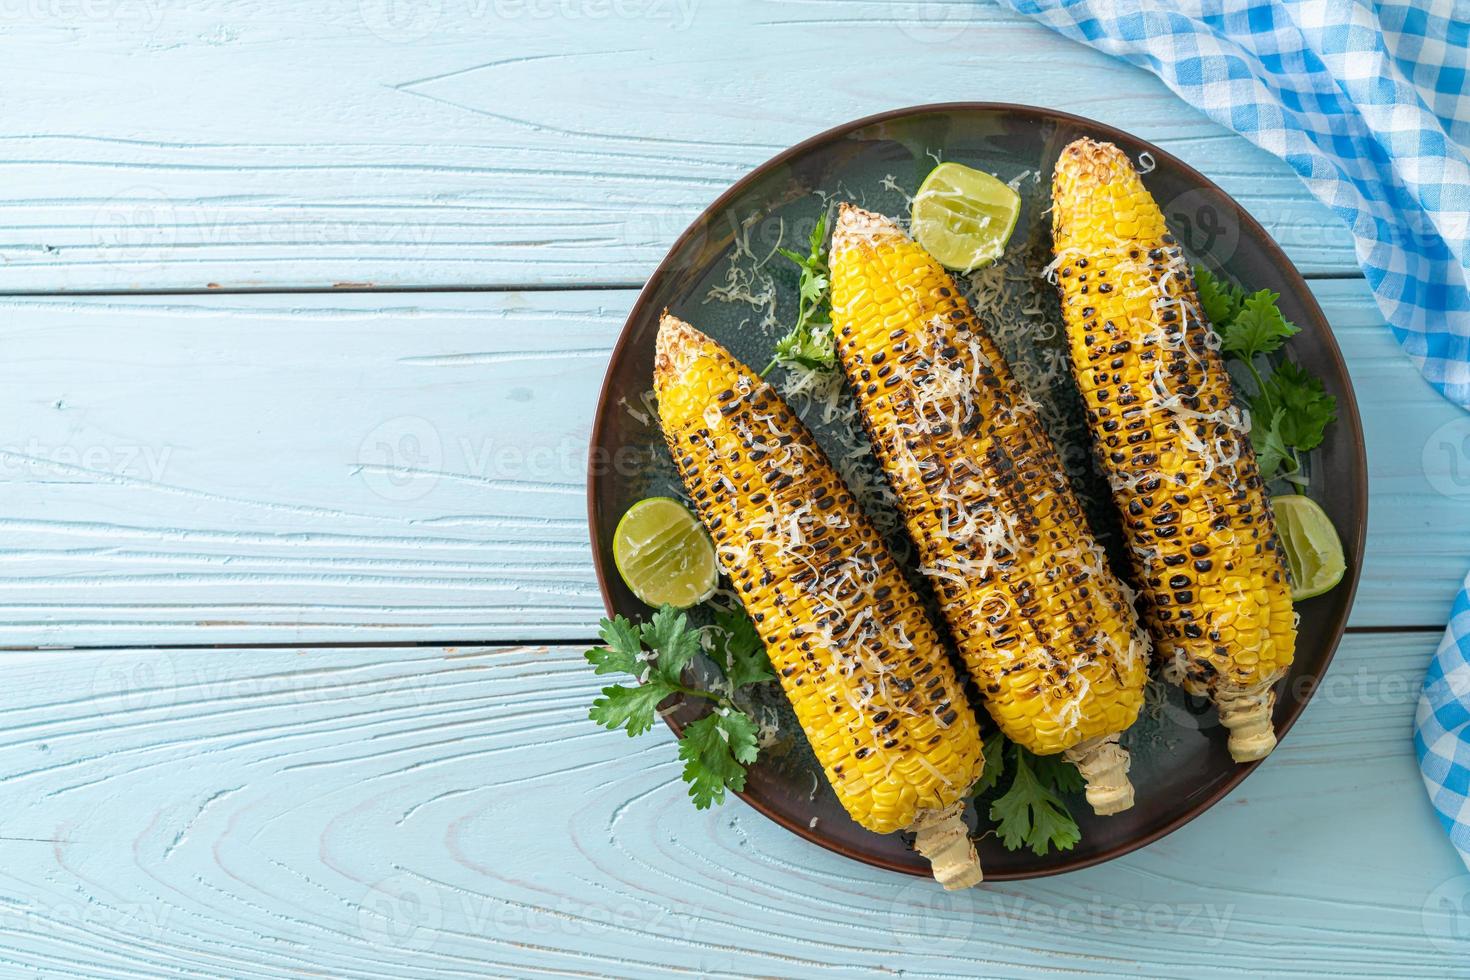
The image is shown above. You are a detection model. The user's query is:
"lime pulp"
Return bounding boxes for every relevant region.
[613,497,718,609]
[911,162,1023,272]
[1271,494,1346,601]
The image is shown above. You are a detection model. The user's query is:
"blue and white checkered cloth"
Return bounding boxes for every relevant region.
[999,0,1470,409]
[997,0,1470,869]
[1417,573,1470,870]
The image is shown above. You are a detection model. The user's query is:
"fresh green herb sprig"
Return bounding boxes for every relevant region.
[763,213,834,376]
[971,732,1083,856]
[587,604,774,808]
[1195,267,1337,484]
[710,606,777,689]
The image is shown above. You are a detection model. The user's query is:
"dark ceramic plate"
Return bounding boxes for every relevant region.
[587,103,1366,880]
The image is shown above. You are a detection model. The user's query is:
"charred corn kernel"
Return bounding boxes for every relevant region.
[1051,139,1297,763]
[654,313,986,885]
[829,205,1148,815]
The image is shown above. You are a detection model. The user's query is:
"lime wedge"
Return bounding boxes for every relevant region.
[912,162,1023,272]
[1272,494,1346,601]
[613,497,718,609]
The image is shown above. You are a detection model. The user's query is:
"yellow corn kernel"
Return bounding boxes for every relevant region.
[1051,138,1297,763]
[829,205,1149,814]
[654,313,987,883]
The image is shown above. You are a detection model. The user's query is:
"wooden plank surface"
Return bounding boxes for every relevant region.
[0,277,1462,647]
[0,0,1357,292]
[0,632,1461,978]
[4,2,1465,977]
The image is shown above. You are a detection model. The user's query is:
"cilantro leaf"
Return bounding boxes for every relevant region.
[798,269,829,307]
[1030,750,1085,795]
[640,605,700,686]
[1219,289,1299,361]
[808,209,826,254]
[584,604,766,809]
[970,736,1083,856]
[988,745,1081,856]
[1252,360,1336,453]
[773,322,835,371]
[586,614,643,676]
[1195,268,1336,485]
[1251,407,1294,484]
[776,246,806,266]
[765,212,834,376]
[678,711,760,808]
[969,730,1008,797]
[589,679,677,738]
[1194,265,1245,326]
[712,607,775,690]
[639,604,689,654]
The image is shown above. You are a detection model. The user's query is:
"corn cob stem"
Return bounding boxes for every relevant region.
[910,802,983,889]
[1216,678,1279,762]
[1062,734,1134,816]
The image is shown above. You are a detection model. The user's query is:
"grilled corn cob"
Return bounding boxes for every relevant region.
[654,313,987,887]
[829,205,1149,815]
[1050,139,1297,763]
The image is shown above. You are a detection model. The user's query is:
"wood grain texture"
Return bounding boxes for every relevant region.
[0,0,1356,292]
[0,278,1463,647]
[0,632,1461,978]
[3,5,1462,978]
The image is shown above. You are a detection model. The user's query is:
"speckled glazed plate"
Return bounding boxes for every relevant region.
[587,103,1366,880]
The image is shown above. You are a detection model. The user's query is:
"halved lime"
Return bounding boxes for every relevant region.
[613,497,718,609]
[912,162,1023,272]
[1272,494,1346,601]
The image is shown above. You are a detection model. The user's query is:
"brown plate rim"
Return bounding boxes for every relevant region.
[586,101,1368,880]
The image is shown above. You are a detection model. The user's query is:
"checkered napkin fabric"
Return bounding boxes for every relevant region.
[999,0,1470,409]
[1416,573,1470,870]
[996,0,1470,869]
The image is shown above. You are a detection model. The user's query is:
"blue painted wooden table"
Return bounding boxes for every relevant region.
[2,2,1469,976]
